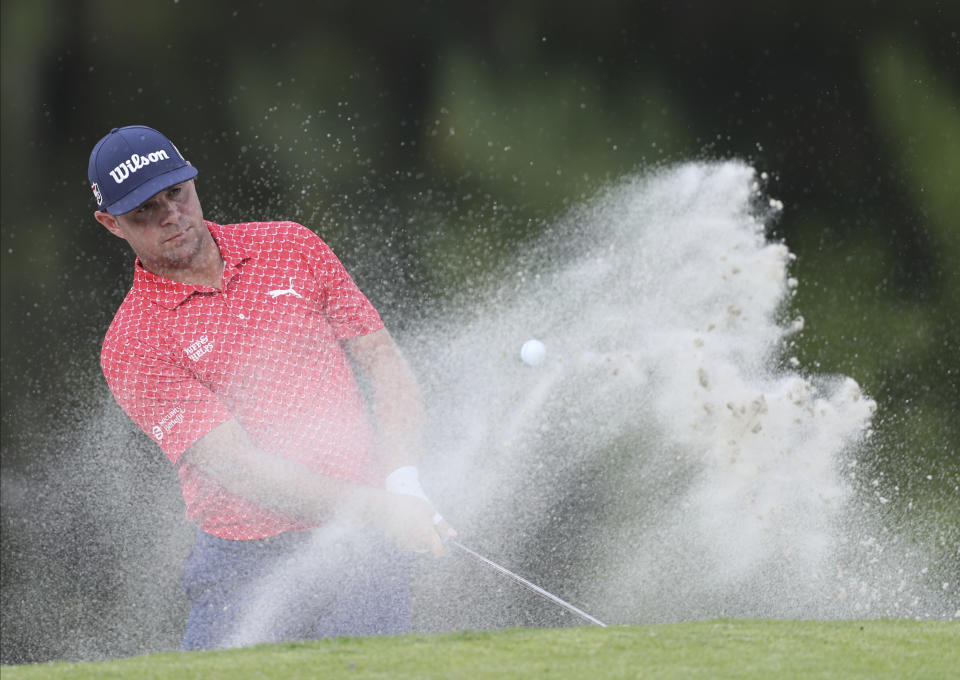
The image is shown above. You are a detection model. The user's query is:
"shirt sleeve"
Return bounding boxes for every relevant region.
[101,331,233,464]
[294,225,384,340]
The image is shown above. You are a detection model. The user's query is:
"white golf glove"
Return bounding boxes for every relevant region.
[385,465,443,525]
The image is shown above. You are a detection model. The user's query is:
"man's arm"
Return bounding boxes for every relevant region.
[180,418,445,554]
[345,328,456,539]
[344,328,424,474]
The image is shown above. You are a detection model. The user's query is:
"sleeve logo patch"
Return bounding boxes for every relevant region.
[153,406,185,442]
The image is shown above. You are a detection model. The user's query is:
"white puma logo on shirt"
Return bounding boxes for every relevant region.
[268,277,304,299]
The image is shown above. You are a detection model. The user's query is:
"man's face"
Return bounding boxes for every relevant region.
[97,179,206,273]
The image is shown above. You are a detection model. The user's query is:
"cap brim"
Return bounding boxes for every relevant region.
[104,165,199,215]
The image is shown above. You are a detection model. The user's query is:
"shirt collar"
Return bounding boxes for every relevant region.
[132,221,251,309]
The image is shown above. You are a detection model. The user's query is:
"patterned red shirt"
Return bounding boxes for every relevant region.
[101,221,385,539]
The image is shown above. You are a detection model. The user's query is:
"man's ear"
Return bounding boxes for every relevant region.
[94,211,126,239]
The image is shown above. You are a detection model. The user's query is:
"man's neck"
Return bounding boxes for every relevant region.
[143,231,224,289]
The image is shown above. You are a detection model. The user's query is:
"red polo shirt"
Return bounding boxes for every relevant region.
[101,221,385,539]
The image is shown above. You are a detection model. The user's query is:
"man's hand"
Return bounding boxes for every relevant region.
[382,464,457,554]
[376,493,453,556]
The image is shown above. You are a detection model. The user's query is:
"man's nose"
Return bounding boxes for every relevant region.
[157,196,180,224]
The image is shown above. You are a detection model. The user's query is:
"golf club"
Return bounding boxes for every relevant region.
[449,539,608,627]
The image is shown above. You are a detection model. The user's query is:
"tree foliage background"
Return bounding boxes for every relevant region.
[1,0,957,664]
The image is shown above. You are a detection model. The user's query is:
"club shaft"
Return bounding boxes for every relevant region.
[449,540,607,627]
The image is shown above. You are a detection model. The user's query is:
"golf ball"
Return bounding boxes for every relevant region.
[520,339,547,366]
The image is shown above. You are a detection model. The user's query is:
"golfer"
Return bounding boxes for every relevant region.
[88,125,453,650]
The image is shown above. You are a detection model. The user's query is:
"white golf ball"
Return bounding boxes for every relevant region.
[520,339,547,366]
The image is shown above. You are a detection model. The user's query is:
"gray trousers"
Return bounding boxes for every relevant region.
[180,527,412,650]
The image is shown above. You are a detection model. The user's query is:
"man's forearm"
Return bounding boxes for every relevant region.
[181,417,386,526]
[180,416,445,552]
[345,328,426,473]
[369,356,425,471]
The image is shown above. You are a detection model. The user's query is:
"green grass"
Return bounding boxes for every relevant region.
[3,619,958,679]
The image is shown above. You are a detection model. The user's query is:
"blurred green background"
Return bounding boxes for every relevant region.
[2,0,958,664]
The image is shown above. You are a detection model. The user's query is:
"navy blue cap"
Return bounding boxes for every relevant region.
[88,125,198,215]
